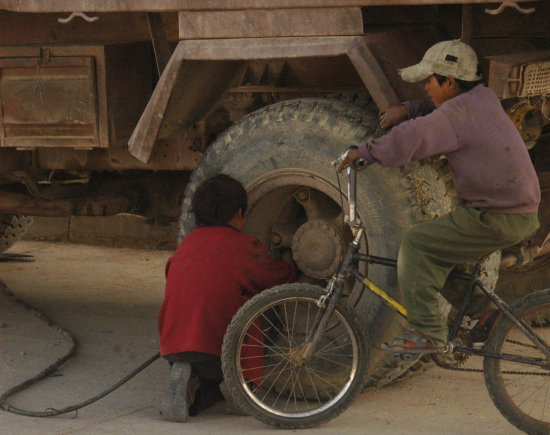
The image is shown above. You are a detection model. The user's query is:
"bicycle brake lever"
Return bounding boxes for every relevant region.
[330,153,347,169]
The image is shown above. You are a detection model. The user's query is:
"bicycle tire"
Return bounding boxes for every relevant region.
[221,283,369,429]
[483,288,550,435]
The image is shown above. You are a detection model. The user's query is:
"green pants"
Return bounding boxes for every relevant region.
[398,205,539,347]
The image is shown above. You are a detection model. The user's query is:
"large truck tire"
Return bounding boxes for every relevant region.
[0,215,33,253]
[178,98,457,387]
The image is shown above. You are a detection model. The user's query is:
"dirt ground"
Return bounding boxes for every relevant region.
[0,241,522,434]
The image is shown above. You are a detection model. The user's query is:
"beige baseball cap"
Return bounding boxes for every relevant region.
[399,40,482,83]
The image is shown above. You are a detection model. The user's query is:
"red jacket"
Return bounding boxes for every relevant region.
[158,226,296,357]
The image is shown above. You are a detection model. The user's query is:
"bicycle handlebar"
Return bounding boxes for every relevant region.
[331,146,367,171]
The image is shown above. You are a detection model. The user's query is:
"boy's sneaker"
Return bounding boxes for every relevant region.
[160,362,200,422]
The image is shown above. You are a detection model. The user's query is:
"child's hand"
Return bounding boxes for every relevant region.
[280,248,293,262]
[379,105,408,129]
[337,148,361,172]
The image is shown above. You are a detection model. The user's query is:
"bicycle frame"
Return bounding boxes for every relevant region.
[305,164,550,367]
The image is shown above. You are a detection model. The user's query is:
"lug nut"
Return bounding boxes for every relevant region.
[271,233,282,245]
[296,190,309,202]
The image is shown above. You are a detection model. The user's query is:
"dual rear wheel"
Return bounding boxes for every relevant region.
[0,214,32,253]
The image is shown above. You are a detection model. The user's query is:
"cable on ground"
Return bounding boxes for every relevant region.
[0,281,160,417]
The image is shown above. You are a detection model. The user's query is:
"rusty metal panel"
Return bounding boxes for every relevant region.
[128,36,399,163]
[0,0,536,13]
[171,36,368,60]
[37,124,205,171]
[0,43,154,150]
[0,11,178,46]
[174,0,536,9]
[178,8,362,39]
[347,42,399,109]
[128,51,188,163]
[0,56,100,148]
[160,60,246,138]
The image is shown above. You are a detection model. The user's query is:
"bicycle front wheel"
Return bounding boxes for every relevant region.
[484,289,550,435]
[221,283,369,429]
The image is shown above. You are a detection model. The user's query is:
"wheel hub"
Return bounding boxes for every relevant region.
[288,342,311,367]
[292,219,342,279]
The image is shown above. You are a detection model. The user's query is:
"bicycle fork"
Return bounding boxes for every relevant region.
[296,228,364,364]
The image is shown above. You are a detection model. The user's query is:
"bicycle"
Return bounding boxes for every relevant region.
[221,150,550,434]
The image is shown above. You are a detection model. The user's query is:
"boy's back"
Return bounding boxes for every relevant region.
[158,225,295,357]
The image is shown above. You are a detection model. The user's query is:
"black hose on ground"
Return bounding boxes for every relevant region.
[0,282,160,417]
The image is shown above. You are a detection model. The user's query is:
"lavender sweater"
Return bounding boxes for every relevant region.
[358,85,540,213]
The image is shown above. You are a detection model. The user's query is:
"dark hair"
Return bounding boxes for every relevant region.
[191,174,248,226]
[433,70,483,92]
[433,73,447,86]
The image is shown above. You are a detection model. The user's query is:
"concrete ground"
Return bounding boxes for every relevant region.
[0,241,522,435]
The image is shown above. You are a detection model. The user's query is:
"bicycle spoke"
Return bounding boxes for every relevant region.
[314,352,354,358]
[311,354,353,369]
[271,364,294,408]
[253,353,289,385]
[303,362,322,405]
[241,361,288,372]
[246,356,289,388]
[260,361,292,401]
[304,363,337,400]
[240,351,289,359]
[513,376,550,418]
[282,303,295,347]
[284,366,299,410]
[291,301,299,345]
[314,330,351,355]
[244,323,289,355]
[258,311,292,347]
[295,366,310,409]
[315,342,353,356]
[302,364,344,390]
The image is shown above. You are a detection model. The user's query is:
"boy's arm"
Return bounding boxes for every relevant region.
[402,99,436,119]
[242,239,296,294]
[380,100,435,129]
[358,107,459,168]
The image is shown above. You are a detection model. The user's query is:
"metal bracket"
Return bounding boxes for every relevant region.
[58,12,99,24]
[317,279,336,308]
[485,2,535,16]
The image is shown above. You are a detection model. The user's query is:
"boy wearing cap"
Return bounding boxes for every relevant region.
[339,40,540,352]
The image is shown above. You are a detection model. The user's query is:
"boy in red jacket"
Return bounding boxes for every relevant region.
[158,174,296,422]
